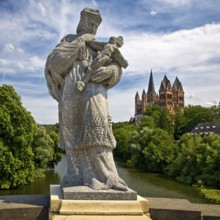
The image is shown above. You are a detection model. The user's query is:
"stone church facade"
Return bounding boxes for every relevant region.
[131,71,184,124]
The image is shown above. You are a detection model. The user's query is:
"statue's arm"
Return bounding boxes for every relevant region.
[105,63,122,89]
[90,63,122,89]
[45,33,96,101]
[45,35,81,102]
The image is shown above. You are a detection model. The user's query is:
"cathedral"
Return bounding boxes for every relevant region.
[131,70,184,124]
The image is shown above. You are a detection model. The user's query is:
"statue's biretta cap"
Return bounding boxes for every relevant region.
[80,7,102,25]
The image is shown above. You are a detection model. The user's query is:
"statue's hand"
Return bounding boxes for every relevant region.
[80,34,95,43]
[90,66,113,83]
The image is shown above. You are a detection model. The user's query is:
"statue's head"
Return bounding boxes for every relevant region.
[116,36,124,47]
[109,36,124,47]
[76,8,102,35]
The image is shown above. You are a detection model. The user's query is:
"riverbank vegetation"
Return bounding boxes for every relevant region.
[1,84,220,203]
[0,85,63,189]
[113,105,220,203]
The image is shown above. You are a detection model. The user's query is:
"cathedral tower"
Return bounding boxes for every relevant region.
[142,89,147,113]
[172,77,184,112]
[159,75,173,112]
[132,71,184,124]
[147,70,158,103]
[135,92,141,115]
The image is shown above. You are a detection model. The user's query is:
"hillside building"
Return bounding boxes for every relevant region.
[190,121,220,136]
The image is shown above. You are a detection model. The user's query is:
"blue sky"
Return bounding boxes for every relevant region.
[1,0,220,124]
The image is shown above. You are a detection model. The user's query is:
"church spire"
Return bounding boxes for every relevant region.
[147,70,156,96]
[147,70,158,104]
[173,76,184,92]
[135,91,140,100]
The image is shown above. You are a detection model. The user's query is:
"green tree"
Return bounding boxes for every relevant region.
[113,122,136,160]
[141,128,175,172]
[158,108,174,136]
[0,85,63,189]
[168,134,203,184]
[145,104,161,126]
[42,123,63,167]
[210,105,220,121]
[184,105,214,132]
[127,128,150,169]
[197,135,220,188]
[43,123,59,134]
[168,134,220,189]
[32,125,54,170]
[46,129,63,168]
[129,127,175,173]
[173,109,187,140]
[0,85,35,189]
[139,116,156,130]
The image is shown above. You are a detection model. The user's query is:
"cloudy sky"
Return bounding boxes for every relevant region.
[0,0,220,124]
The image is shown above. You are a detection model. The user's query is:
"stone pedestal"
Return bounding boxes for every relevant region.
[50,185,151,220]
[62,185,137,200]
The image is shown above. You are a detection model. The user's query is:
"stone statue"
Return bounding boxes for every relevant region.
[45,8,128,191]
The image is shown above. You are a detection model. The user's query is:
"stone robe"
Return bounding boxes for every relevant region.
[45,34,127,190]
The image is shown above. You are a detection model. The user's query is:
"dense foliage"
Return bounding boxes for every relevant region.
[43,124,63,168]
[168,134,220,189]
[128,128,175,173]
[0,85,62,189]
[113,104,220,194]
[113,122,136,160]
[1,83,220,201]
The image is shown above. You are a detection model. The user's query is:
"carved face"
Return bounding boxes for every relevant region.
[77,17,99,35]
[109,37,116,45]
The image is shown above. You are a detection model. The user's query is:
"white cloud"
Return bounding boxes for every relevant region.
[110,23,220,119]
[158,0,191,7]
[0,56,45,76]
[38,3,46,16]
[30,56,45,69]
[17,62,25,70]
[150,10,158,16]
[0,59,9,65]
[91,0,98,8]
[4,43,15,52]
[122,23,220,75]
[17,48,24,53]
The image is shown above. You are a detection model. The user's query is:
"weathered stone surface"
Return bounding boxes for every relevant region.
[50,214,152,220]
[50,185,63,213]
[0,195,49,220]
[50,185,150,219]
[59,199,143,215]
[45,7,130,192]
[1,193,220,220]
[62,185,137,200]
[149,209,201,220]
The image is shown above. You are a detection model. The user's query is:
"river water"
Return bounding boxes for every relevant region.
[0,155,211,203]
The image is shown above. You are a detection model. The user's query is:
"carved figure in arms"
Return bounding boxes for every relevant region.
[77,36,128,91]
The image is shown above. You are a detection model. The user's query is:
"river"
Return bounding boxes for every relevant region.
[0,155,210,203]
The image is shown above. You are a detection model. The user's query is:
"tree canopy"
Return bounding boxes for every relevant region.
[113,103,220,191]
[128,127,175,173]
[0,85,62,189]
[168,134,220,188]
